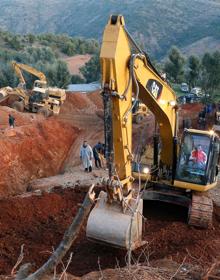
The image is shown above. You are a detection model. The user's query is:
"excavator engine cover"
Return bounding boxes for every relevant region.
[86,191,143,250]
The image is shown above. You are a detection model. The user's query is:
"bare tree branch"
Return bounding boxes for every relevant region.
[23,185,95,280]
[11,244,24,276]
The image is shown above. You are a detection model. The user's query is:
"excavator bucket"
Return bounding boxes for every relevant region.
[86,191,143,250]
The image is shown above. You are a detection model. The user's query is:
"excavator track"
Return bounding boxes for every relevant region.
[188,192,213,228]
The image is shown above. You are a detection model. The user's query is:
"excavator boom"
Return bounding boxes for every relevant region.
[87,15,144,249]
[87,14,177,249]
[12,61,47,86]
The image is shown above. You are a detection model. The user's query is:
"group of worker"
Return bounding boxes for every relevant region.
[80,140,105,172]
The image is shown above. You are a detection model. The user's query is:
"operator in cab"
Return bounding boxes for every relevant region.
[189,145,207,169]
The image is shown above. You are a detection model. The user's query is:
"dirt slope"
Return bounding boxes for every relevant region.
[0,91,104,197]
[0,106,78,197]
[63,54,91,76]
[58,92,104,170]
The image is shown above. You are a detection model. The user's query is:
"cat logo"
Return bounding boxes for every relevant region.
[146,79,163,100]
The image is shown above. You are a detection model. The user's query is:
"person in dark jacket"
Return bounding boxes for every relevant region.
[8,114,15,128]
[93,142,103,168]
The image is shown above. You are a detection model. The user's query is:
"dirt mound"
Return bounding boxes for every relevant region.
[80,260,200,280]
[60,91,102,114]
[0,91,104,197]
[0,106,78,197]
[61,93,94,112]
[180,103,203,112]
[87,91,103,110]
[140,201,220,268]
[0,120,78,197]
[58,92,104,170]
[178,103,203,129]
[0,188,86,275]
[0,106,35,129]
[81,267,163,280]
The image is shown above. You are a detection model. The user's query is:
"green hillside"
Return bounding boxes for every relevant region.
[0,30,99,88]
[0,0,220,58]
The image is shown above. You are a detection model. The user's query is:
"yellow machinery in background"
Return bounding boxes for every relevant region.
[1,62,66,116]
[12,61,47,89]
[132,98,149,124]
[86,15,220,250]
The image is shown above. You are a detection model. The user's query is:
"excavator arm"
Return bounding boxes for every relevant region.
[12,61,47,87]
[12,62,26,87]
[133,55,177,166]
[100,15,177,196]
[87,15,177,250]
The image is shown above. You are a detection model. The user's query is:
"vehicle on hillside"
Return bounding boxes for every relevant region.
[191,87,202,96]
[185,93,201,103]
[177,93,201,104]
[180,83,189,93]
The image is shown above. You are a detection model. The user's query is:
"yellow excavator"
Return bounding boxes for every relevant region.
[86,15,220,250]
[12,61,47,89]
[4,62,66,116]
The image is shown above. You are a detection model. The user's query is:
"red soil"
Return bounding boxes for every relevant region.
[87,91,103,110]
[0,188,85,275]
[178,103,203,129]
[0,120,78,197]
[0,189,219,277]
[63,54,91,76]
[0,91,103,198]
[61,93,93,112]
[0,106,78,198]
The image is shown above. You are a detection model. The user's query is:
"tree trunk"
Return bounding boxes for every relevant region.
[23,185,95,280]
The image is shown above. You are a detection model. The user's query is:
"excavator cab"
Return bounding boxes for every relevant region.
[175,129,219,190]
[33,80,47,89]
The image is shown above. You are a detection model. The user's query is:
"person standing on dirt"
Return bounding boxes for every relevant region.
[80,141,93,172]
[93,142,103,169]
[8,114,15,128]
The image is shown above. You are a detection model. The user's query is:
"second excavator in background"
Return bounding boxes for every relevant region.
[132,98,148,124]
[0,62,66,116]
[86,15,220,250]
